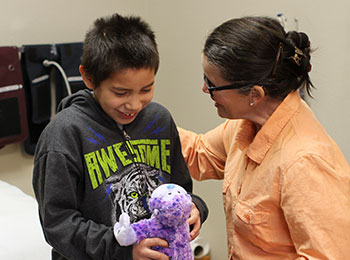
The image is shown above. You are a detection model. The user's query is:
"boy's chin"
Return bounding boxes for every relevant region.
[114,117,136,126]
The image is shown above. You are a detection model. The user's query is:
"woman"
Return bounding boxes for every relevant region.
[179,16,350,259]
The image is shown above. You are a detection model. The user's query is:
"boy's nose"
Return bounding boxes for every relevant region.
[125,95,142,111]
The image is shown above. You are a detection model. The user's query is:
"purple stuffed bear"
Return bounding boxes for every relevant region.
[114,183,194,260]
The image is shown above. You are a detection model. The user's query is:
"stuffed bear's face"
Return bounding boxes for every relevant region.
[149,184,193,226]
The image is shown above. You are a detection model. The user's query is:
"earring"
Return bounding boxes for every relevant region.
[250,102,254,107]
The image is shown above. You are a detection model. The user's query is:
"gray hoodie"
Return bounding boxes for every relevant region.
[33,89,208,260]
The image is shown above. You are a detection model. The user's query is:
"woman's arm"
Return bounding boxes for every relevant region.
[178,122,230,181]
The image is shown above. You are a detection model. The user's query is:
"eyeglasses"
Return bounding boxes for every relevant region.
[203,74,251,95]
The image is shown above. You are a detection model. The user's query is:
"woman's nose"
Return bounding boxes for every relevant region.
[202,83,209,94]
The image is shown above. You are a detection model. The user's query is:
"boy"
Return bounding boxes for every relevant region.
[32,13,208,260]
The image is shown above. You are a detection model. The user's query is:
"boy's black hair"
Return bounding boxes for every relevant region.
[81,13,159,88]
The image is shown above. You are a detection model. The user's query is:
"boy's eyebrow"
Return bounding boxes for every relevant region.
[112,81,155,90]
[143,81,155,88]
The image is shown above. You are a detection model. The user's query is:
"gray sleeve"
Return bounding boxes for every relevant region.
[190,193,209,224]
[32,152,132,260]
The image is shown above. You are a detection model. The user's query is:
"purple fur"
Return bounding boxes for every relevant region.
[131,184,194,260]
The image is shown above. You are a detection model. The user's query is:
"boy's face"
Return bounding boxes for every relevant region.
[81,66,155,125]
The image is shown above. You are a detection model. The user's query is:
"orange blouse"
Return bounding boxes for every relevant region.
[179,91,350,259]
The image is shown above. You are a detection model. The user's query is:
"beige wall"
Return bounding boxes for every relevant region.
[1,0,349,259]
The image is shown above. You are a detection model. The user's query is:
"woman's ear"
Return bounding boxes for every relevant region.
[249,85,265,107]
[79,65,94,90]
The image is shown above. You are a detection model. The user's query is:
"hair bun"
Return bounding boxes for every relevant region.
[285,31,312,74]
[286,31,310,53]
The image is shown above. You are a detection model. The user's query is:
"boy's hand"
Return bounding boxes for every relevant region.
[187,203,201,240]
[132,238,169,260]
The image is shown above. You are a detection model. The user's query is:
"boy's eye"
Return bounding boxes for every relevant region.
[113,91,127,96]
[142,87,152,93]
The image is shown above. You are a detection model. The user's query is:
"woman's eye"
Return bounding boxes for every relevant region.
[130,192,139,199]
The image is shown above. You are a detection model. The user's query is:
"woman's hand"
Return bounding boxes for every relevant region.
[188,203,201,240]
[132,238,169,260]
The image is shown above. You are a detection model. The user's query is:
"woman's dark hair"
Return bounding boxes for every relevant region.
[203,16,314,99]
[81,13,159,88]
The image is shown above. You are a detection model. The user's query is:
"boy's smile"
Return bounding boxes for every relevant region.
[81,66,155,125]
